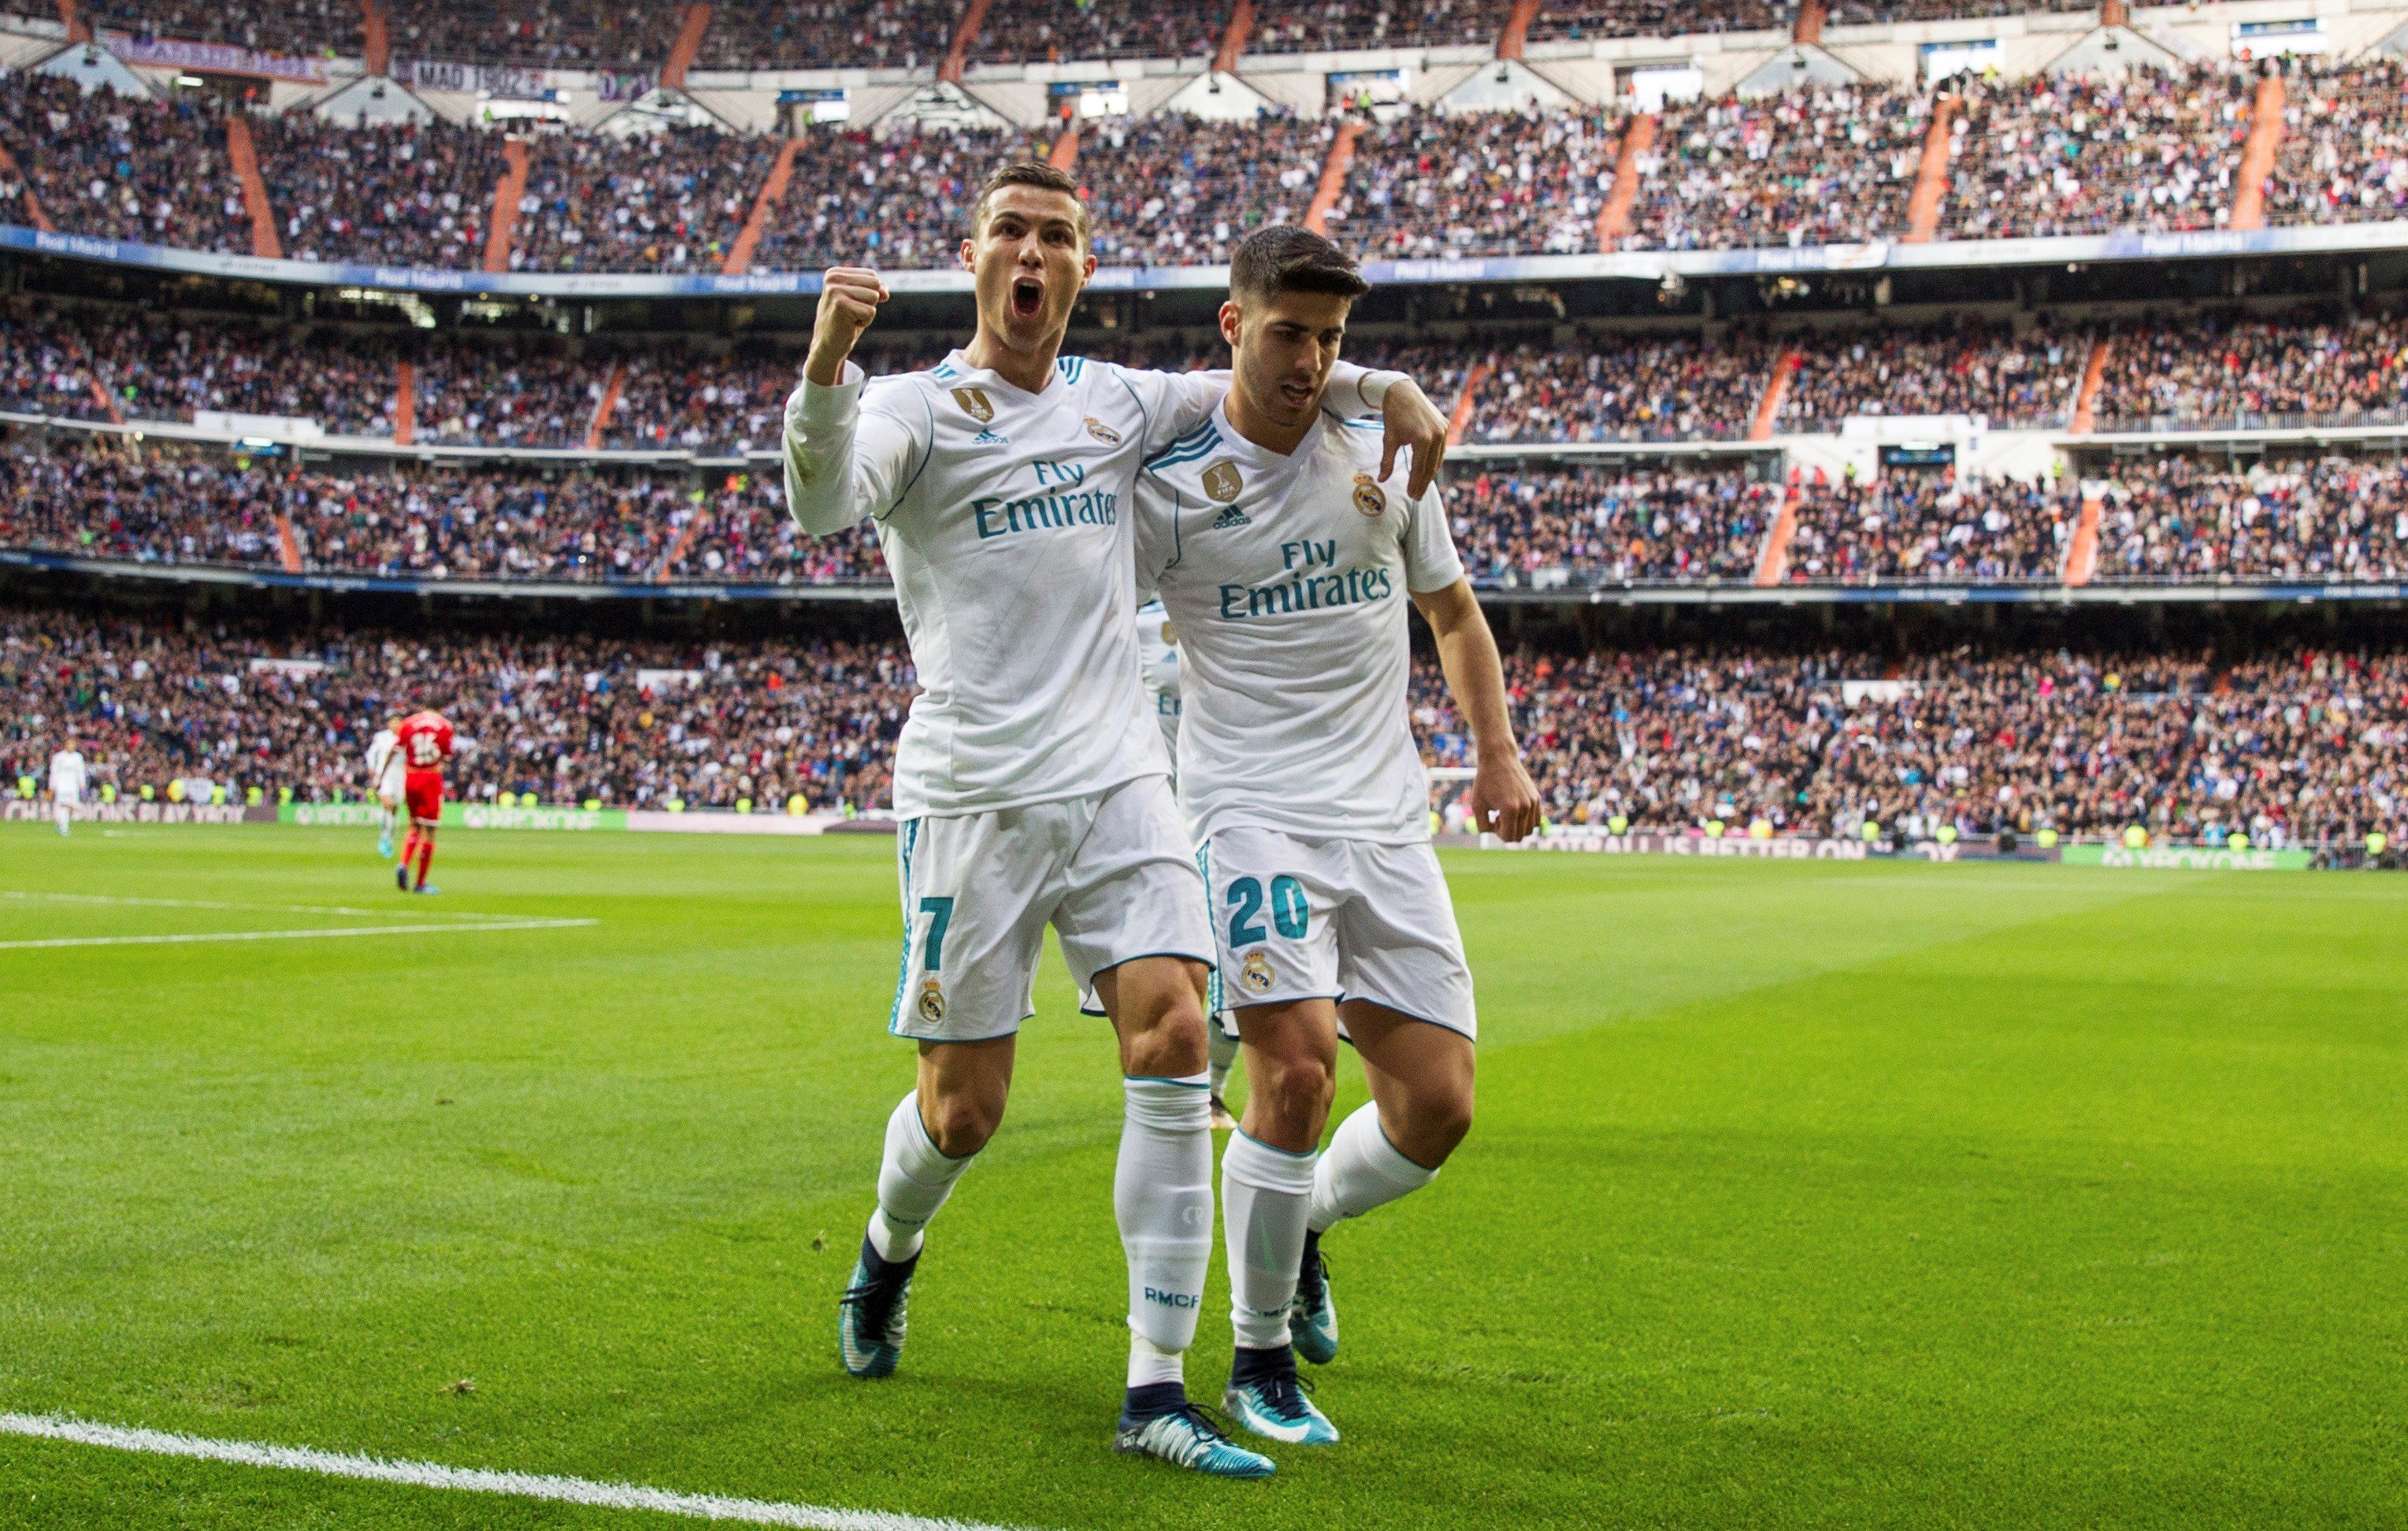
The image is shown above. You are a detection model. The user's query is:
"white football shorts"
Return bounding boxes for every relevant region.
[377,761,406,806]
[1200,826,1476,1042]
[890,775,1214,1043]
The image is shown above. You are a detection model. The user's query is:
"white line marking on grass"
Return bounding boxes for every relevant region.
[0,1414,1039,1531]
[0,919,596,951]
[0,891,539,921]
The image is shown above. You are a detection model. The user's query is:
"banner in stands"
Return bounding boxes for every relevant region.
[280,802,852,834]
[6,799,269,825]
[2061,844,2312,872]
[12,220,2408,299]
[102,32,330,83]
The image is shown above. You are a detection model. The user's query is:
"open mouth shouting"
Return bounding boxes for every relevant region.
[1277,376,1316,410]
[1010,273,1045,320]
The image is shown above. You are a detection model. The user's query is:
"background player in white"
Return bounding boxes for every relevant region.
[783,162,1450,1477]
[366,714,404,860]
[1134,601,1244,1130]
[1134,227,1542,1447]
[48,736,86,836]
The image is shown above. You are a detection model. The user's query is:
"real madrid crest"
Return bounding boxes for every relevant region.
[951,387,996,424]
[1202,462,1244,504]
[1239,950,1275,994]
[917,977,947,1022]
[1084,415,1122,444]
[1352,473,1387,517]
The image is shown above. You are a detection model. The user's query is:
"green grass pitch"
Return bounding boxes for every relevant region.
[1,825,2403,1529]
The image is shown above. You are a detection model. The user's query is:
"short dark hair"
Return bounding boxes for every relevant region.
[1230,226,1370,303]
[970,160,1091,247]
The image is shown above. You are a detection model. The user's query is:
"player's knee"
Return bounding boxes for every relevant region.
[1256,1049,1335,1142]
[1401,1081,1475,1167]
[922,1090,1002,1158]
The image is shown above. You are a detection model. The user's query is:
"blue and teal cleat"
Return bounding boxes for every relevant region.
[837,1236,915,1378]
[1113,1389,1275,1478]
[1224,1348,1338,1444]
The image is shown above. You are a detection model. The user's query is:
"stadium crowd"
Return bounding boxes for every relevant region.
[0,75,247,253]
[9,602,2399,850]
[511,125,779,273]
[254,110,511,269]
[2091,455,2408,584]
[2092,312,2408,430]
[1780,473,2065,584]
[0,438,889,584]
[1329,106,1621,258]
[1943,65,2250,239]
[1624,83,1929,250]
[1780,319,2083,430]
[2,604,907,813]
[1413,643,2407,848]
[2265,58,2408,225]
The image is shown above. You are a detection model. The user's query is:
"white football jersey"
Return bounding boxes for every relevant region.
[784,350,1391,818]
[365,728,399,781]
[49,749,86,796]
[1135,401,1464,844]
[1136,599,1181,758]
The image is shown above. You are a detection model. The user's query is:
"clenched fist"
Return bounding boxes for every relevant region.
[805,267,890,387]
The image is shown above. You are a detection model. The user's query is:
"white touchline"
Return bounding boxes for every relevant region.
[0,890,543,922]
[0,1414,1043,1531]
[0,919,598,951]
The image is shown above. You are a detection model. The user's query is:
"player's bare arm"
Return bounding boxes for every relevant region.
[804,266,891,387]
[1411,578,1542,842]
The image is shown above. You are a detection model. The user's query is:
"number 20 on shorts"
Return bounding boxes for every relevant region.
[1226,875,1308,946]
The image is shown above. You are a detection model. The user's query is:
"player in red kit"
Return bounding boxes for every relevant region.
[392,709,454,895]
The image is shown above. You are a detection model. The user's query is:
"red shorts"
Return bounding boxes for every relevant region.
[404,769,444,827]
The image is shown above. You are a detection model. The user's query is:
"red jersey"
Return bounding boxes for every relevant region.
[395,710,455,774]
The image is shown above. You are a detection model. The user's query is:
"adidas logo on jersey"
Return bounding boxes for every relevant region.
[972,429,1011,446]
[1211,506,1251,530]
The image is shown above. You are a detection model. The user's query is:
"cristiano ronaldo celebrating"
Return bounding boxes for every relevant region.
[781,162,1450,1478]
[1132,226,1542,1448]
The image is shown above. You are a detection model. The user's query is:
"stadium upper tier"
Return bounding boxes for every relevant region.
[9,424,2408,591]
[7,58,2408,276]
[12,306,2406,455]
[42,0,2112,73]
[7,602,2398,850]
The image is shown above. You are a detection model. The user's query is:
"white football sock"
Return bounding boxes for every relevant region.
[55,806,70,833]
[1117,1074,1212,1382]
[1308,1102,1438,1234]
[1208,1022,1239,1099]
[1223,1129,1317,1351]
[868,1090,973,1262]
[379,806,397,837]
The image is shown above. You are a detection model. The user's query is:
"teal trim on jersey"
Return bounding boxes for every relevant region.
[1111,369,1153,454]
[1056,354,1085,384]
[879,390,938,521]
[887,818,921,1035]
[1339,415,1382,430]
[1126,1075,1211,1089]
[1144,421,1221,473]
[1163,487,1187,573]
[1195,839,1221,1014]
[932,361,959,380]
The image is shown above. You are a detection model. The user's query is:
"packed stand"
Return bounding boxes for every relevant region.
[382,1,679,69]
[2094,310,2408,431]
[1464,332,1773,442]
[0,436,889,584]
[2265,59,2408,225]
[0,310,397,436]
[1329,106,1622,258]
[512,126,780,273]
[0,76,248,253]
[1448,462,1780,586]
[966,0,1220,64]
[81,0,361,55]
[414,344,601,447]
[2,605,908,814]
[1624,83,1928,250]
[1524,0,1787,41]
[1417,643,2408,849]
[1075,113,1330,266]
[254,112,510,269]
[1780,319,2085,430]
[1250,0,1497,54]
[748,123,1044,272]
[1779,471,2064,584]
[694,0,958,70]
[2092,454,2408,584]
[1943,65,2250,239]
